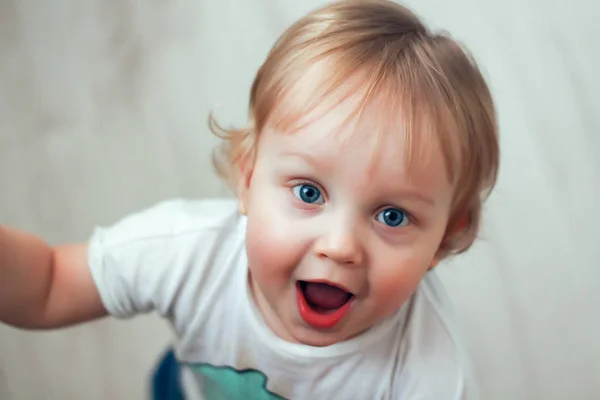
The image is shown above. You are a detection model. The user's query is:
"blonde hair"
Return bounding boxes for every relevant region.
[211,0,499,258]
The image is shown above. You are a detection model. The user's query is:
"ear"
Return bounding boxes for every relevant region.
[237,156,254,216]
[429,214,469,270]
[429,257,440,270]
[453,215,469,234]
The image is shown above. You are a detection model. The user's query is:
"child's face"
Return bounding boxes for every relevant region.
[240,92,455,347]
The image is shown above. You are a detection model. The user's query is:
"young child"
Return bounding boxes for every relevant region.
[0,0,499,398]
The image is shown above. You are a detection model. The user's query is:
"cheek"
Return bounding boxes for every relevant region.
[244,192,305,285]
[368,252,431,315]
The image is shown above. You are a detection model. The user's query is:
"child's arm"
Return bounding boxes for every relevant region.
[0,225,107,329]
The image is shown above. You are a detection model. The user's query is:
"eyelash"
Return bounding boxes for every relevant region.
[289,179,327,198]
[378,207,416,228]
[287,179,417,226]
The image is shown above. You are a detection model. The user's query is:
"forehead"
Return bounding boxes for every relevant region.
[262,61,458,180]
[259,89,452,195]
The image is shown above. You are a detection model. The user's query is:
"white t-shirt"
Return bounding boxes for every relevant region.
[88,198,476,400]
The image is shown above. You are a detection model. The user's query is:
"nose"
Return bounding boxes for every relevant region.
[313,215,365,266]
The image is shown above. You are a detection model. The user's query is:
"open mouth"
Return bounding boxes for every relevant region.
[296,280,355,330]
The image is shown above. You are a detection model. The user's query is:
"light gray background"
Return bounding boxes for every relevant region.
[1,0,599,399]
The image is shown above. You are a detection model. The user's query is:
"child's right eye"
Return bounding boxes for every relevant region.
[292,184,324,205]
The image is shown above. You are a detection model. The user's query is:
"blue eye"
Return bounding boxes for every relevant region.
[292,184,324,204]
[376,208,409,227]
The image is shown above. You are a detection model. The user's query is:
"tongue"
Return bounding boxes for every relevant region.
[304,282,350,310]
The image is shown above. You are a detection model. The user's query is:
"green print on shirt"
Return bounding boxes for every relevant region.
[189,364,288,400]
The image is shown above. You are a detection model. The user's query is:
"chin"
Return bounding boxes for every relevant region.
[288,323,354,347]
[293,332,342,347]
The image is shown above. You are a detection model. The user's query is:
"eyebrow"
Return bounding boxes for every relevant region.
[392,190,436,207]
[279,150,319,165]
[279,151,437,207]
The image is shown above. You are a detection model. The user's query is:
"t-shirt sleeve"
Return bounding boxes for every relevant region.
[392,272,478,400]
[87,198,243,327]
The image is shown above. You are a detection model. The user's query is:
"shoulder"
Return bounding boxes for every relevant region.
[90,198,242,247]
[393,272,476,399]
[87,198,247,320]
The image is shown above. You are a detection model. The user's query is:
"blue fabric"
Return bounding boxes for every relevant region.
[151,349,184,400]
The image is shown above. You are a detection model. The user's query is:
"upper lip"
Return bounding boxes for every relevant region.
[298,279,355,296]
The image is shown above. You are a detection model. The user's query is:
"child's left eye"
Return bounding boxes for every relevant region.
[376,208,409,228]
[292,184,324,204]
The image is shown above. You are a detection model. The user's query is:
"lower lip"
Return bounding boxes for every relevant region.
[296,283,354,330]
